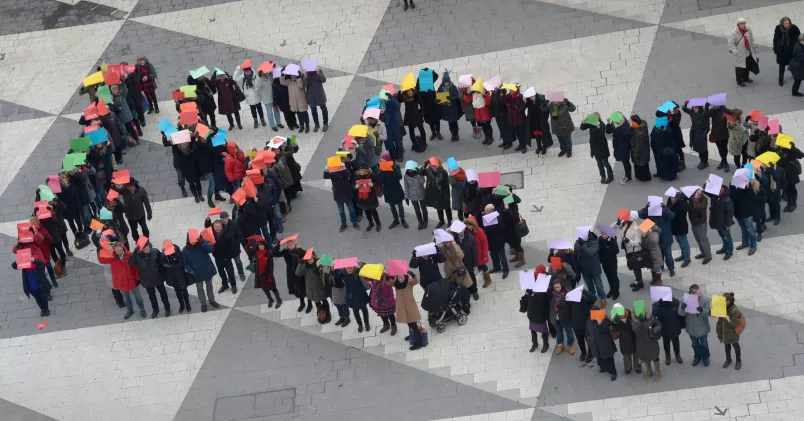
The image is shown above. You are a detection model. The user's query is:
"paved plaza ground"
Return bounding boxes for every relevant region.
[2,0,804,420]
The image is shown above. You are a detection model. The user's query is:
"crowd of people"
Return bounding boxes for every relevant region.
[8,17,804,382]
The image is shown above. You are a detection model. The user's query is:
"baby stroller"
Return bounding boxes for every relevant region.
[421,278,468,333]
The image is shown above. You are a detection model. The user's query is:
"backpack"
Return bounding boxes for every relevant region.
[734,313,747,334]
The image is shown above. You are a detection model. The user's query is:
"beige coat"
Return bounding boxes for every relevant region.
[727,27,758,68]
[617,221,662,272]
[280,77,308,112]
[395,274,421,324]
[442,243,472,288]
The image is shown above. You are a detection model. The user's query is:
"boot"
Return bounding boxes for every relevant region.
[180,185,188,198]
[555,344,565,355]
[540,337,549,353]
[253,120,259,129]
[642,361,653,380]
[409,0,415,8]
[261,118,267,127]
[305,299,313,313]
[631,280,644,292]
[178,303,185,314]
[215,193,226,201]
[665,353,671,365]
[207,197,215,208]
[653,360,661,381]
[650,271,662,286]
[482,271,491,288]
[676,353,683,364]
[514,252,526,268]
[436,131,443,140]
[530,332,538,353]
[568,345,575,355]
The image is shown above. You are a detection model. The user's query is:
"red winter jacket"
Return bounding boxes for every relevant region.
[34,225,54,262]
[224,142,247,182]
[473,226,490,265]
[98,249,140,291]
[465,92,491,122]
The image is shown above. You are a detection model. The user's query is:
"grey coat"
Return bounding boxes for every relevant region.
[295,261,329,302]
[727,27,758,68]
[574,232,602,276]
[633,316,662,361]
[404,172,426,201]
[449,176,466,211]
[113,82,134,123]
[540,99,576,137]
[678,294,712,337]
[303,69,327,107]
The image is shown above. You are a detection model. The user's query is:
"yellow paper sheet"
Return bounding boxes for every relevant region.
[245,149,258,159]
[82,71,104,87]
[711,295,727,317]
[327,156,341,168]
[755,151,781,165]
[359,263,384,280]
[336,150,351,158]
[348,125,369,138]
[436,91,450,104]
[400,72,416,91]
[470,78,485,93]
[776,133,793,149]
[501,83,518,92]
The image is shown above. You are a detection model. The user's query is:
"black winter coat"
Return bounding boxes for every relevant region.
[779,145,804,185]
[194,138,216,176]
[355,172,380,210]
[569,290,597,330]
[163,135,202,182]
[380,164,405,204]
[323,168,353,203]
[774,24,801,65]
[613,318,636,354]
[120,180,151,220]
[707,105,731,141]
[524,95,552,141]
[682,105,711,154]
[454,232,478,269]
[666,198,689,235]
[598,236,619,264]
[708,191,735,230]
[629,119,651,166]
[273,244,306,297]
[424,166,450,210]
[212,227,240,259]
[729,186,754,218]
[790,42,804,80]
[669,110,686,150]
[161,248,195,288]
[586,319,617,359]
[483,220,506,250]
[526,292,550,324]
[409,252,445,288]
[580,122,609,159]
[128,248,165,288]
[652,298,683,338]
[606,122,631,162]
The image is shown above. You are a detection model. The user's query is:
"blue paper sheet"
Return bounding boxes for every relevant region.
[446,157,458,172]
[366,96,382,109]
[655,116,668,128]
[418,69,434,92]
[157,118,178,137]
[657,100,676,113]
[211,129,228,147]
[744,163,754,179]
[88,129,108,146]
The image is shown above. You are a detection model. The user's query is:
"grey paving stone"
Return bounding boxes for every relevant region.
[0,99,54,124]
[660,0,802,25]
[0,396,58,421]
[356,0,654,74]
[129,0,239,19]
[0,0,121,37]
[174,309,528,421]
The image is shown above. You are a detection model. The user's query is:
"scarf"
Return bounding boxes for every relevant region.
[550,103,560,117]
[739,26,750,50]
[780,25,791,48]
[551,288,565,313]
[472,92,485,109]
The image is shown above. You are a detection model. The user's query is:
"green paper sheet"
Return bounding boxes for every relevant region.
[70,137,92,153]
[189,66,210,79]
[62,157,75,172]
[65,153,86,167]
[179,85,197,98]
[96,86,112,104]
[610,111,624,122]
[494,185,509,196]
[633,300,646,317]
[289,135,297,146]
[585,114,599,125]
[611,306,625,318]
[319,254,334,267]
[503,195,514,205]
[38,185,55,201]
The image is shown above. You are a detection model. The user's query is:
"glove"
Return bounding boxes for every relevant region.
[681,303,687,309]
[411,249,417,257]
[697,307,703,313]
[147,214,152,221]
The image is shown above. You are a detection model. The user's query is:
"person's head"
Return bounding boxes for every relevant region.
[358,165,370,176]
[719,185,729,197]
[137,56,147,66]
[213,220,224,233]
[552,280,564,293]
[781,17,792,29]
[244,68,253,77]
[465,217,477,233]
[345,266,355,275]
[113,241,125,256]
[110,85,120,95]
[732,108,743,121]
[590,112,601,124]
[29,216,40,228]
[535,264,546,275]
[630,114,641,128]
[220,211,230,224]
[483,204,495,214]
[737,17,747,30]
[623,308,632,319]
[257,241,266,250]
[689,284,701,296]
[724,292,735,307]
[179,142,190,151]
[142,243,151,254]
[366,117,377,127]
[126,183,136,192]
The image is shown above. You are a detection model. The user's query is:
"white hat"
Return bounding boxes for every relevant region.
[736,17,746,24]
[629,211,639,221]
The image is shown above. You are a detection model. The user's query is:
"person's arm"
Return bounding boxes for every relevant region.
[142,188,152,219]
[202,241,214,253]
[564,99,576,113]
[295,261,306,277]
[318,69,326,84]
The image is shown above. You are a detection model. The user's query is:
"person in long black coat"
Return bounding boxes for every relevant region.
[779,144,804,212]
[188,75,219,128]
[397,89,427,151]
[580,114,613,183]
[273,74,297,129]
[323,165,357,230]
[194,136,223,206]
[379,157,407,228]
[791,40,804,96]
[652,298,683,365]
[666,193,690,266]
[161,245,193,313]
[650,124,678,181]
[707,104,732,171]
[423,160,451,228]
[774,18,802,86]
[438,72,462,141]
[766,162,787,222]
[586,314,618,381]
[570,289,597,362]
[491,88,513,147]
[612,309,640,374]
[161,133,204,202]
[409,248,445,290]
[606,115,631,183]
[418,68,441,140]
[682,102,711,169]
[667,106,686,171]
[524,92,553,155]
[272,240,311,312]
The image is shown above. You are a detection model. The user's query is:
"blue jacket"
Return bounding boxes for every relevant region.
[639,205,676,248]
[382,97,401,131]
[182,240,217,280]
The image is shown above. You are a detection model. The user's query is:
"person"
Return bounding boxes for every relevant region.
[779,143,803,212]
[295,252,331,323]
[129,239,170,318]
[450,224,478,300]
[438,72,462,142]
[524,288,550,353]
[403,161,428,230]
[223,142,247,188]
[667,105,687,171]
[210,70,243,130]
[182,232,220,312]
[280,72,310,133]
[187,73,218,129]
[369,273,396,335]
[524,89,552,155]
[134,56,159,114]
[423,158,452,228]
[571,288,598,363]
[409,245,446,290]
[680,101,710,170]
[685,188,713,264]
[161,242,193,313]
[379,154,408,229]
[273,238,312,313]
[612,307,640,374]
[98,242,146,320]
[211,219,239,294]
[650,119,678,181]
[717,292,745,370]
[666,192,691,267]
[380,92,404,161]
[465,217,491,288]
[548,248,577,289]
[324,160,358,232]
[499,190,526,269]
[749,178,767,241]
[652,296,683,365]
[218,211,246,281]
[330,261,350,327]
[581,113,613,183]
[355,164,382,232]
[775,17,802,86]
[708,184,735,259]
[633,310,662,381]
[470,83,494,145]
[727,109,748,168]
[441,238,473,310]
[628,115,652,181]
[679,284,711,367]
[709,102,733,171]
[574,231,606,305]
[245,236,281,307]
[551,280,575,356]
[233,63,265,128]
[27,216,59,287]
[482,204,508,279]
[541,97,576,157]
[607,113,632,183]
[729,179,757,255]
[36,203,67,275]
[503,87,528,153]
[161,132,203,201]
[14,254,51,316]
[334,263,371,332]
[598,229,620,300]
[789,34,804,96]
[109,83,140,142]
[254,69,280,131]
[59,171,89,235]
[617,212,660,291]
[272,68,295,129]
[119,178,151,241]
[419,68,442,141]
[303,68,328,132]
[586,308,618,381]
[398,88,427,151]
[449,167,466,222]
[728,18,758,87]
[638,203,676,278]
[394,271,423,350]
[766,162,786,224]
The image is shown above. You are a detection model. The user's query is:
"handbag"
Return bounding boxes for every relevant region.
[734,313,747,334]
[747,55,760,75]
[232,82,246,103]
[247,256,256,273]
[140,92,150,113]
[626,248,651,270]
[515,218,529,237]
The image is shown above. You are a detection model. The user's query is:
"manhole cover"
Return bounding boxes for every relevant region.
[500,171,524,189]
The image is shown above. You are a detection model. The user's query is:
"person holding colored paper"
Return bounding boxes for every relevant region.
[632,310,662,381]
[418,68,442,141]
[778,143,803,212]
[128,239,171,318]
[482,204,509,279]
[765,162,786,223]
[571,288,598,364]
[368,271,396,335]
[336,263,371,332]
[393,271,423,350]
[438,72,462,142]
[580,112,613,184]
[161,131,203,202]
[638,203,676,278]
[681,101,711,169]
[749,178,768,241]
[606,113,632,184]
[523,286,551,354]
[187,74,219,129]
[279,72,310,134]
[465,217,491,288]
[448,166,466,223]
[524,89,552,155]
[324,156,359,232]
[379,154,408,229]
[651,294,683,366]
[679,284,712,367]
[459,78,481,139]
[666,192,691,268]
[211,70,243,131]
[716,292,744,370]
[650,117,678,181]
[133,56,159,115]
[471,83,494,146]
[13,255,51,317]
[304,67,329,133]
[574,231,607,306]
[160,242,193,313]
[598,230,620,300]
[355,164,382,232]
[120,63,146,131]
[119,177,152,242]
[726,109,749,169]
[612,308,640,375]
[540,96,576,157]
[616,212,660,292]
[628,115,652,181]
[98,242,146,320]
[666,104,687,171]
[687,188,713,264]
[729,178,758,255]
[403,161,428,230]
[502,86,529,153]
[298,253,333,324]
[586,306,618,381]
[550,279,575,356]
[380,92,404,161]
[397,88,428,152]
[706,184,735,259]
[109,83,140,143]
[233,63,266,129]
[223,141,247,188]
[423,158,452,229]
